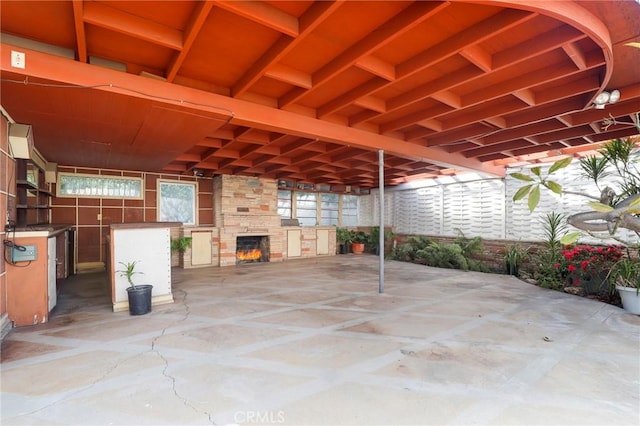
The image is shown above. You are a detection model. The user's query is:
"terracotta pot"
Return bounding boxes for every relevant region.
[351,243,365,255]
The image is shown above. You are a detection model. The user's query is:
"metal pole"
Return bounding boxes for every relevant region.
[378,149,384,294]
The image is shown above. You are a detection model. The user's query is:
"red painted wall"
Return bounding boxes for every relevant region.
[50,166,214,267]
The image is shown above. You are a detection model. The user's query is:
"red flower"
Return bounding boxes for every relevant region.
[568,264,577,272]
[554,263,560,269]
[580,260,590,271]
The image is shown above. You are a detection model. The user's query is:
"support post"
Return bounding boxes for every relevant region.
[378,149,384,294]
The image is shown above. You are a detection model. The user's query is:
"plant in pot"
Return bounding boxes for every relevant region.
[171,236,192,267]
[336,228,353,254]
[503,244,528,277]
[351,231,368,255]
[117,260,153,315]
[367,226,395,256]
[608,254,640,315]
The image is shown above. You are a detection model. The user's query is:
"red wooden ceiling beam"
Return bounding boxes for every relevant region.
[72,0,87,63]
[214,1,299,37]
[0,43,505,176]
[166,1,214,82]
[231,1,341,97]
[83,1,183,50]
[279,1,448,108]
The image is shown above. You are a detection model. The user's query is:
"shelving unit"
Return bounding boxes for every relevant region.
[15,159,53,228]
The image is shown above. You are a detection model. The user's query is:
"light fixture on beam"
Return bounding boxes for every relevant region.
[593,89,621,109]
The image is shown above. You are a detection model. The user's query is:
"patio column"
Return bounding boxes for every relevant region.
[378,149,384,294]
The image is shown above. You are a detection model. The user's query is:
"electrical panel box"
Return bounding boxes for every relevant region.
[10,244,37,262]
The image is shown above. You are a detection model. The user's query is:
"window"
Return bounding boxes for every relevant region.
[158,180,197,225]
[277,190,292,218]
[57,173,142,198]
[296,192,317,226]
[342,195,358,226]
[320,193,339,225]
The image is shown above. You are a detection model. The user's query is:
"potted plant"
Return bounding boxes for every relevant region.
[368,226,395,256]
[171,236,192,253]
[171,236,192,267]
[503,244,528,277]
[609,255,640,315]
[351,231,368,255]
[117,260,153,315]
[336,228,353,254]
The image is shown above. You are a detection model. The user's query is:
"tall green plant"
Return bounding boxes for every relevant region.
[117,260,142,289]
[532,213,568,289]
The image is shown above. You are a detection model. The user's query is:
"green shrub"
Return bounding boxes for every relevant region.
[390,233,487,272]
[389,236,431,262]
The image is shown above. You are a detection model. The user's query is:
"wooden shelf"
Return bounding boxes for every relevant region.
[15,159,53,228]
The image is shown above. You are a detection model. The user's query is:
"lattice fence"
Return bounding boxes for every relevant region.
[359,158,638,245]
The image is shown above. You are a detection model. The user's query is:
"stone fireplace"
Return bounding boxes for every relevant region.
[236,235,270,264]
[214,175,284,267]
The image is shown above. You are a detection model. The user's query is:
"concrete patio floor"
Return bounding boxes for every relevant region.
[2,255,639,425]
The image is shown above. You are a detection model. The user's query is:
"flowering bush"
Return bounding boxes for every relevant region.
[554,244,624,288]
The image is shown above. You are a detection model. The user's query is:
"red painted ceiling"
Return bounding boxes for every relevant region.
[1,1,639,188]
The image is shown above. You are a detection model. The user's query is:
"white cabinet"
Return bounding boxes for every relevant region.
[47,236,57,311]
[316,229,329,255]
[191,231,213,265]
[110,224,174,312]
[287,229,302,257]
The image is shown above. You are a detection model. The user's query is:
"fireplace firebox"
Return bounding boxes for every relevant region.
[236,236,270,264]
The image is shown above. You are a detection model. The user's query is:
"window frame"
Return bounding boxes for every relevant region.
[56,172,143,199]
[157,179,198,225]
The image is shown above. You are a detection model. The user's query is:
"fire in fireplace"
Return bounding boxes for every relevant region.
[236,236,270,264]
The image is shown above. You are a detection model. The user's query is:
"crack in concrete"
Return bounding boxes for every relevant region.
[150,288,216,425]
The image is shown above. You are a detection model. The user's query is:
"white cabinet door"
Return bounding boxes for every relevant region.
[191,231,212,265]
[287,230,301,257]
[47,236,57,311]
[316,229,329,255]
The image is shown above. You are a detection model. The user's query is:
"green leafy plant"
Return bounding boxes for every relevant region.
[530,212,568,290]
[608,248,640,291]
[336,228,354,245]
[352,231,368,244]
[170,236,192,253]
[512,138,640,245]
[368,226,395,255]
[421,232,486,272]
[511,158,571,212]
[389,236,431,263]
[117,260,142,289]
[422,241,486,271]
[503,244,529,276]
